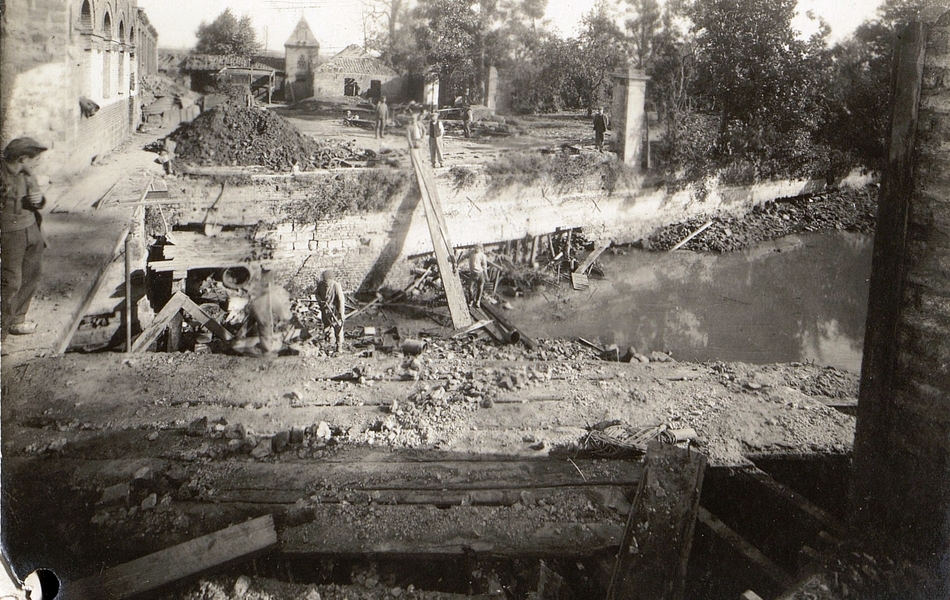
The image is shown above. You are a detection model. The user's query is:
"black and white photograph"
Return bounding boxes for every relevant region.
[1,0,948,598]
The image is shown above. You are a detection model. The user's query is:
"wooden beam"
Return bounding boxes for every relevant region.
[740,467,848,539]
[607,442,706,600]
[697,507,795,589]
[179,294,234,342]
[63,515,276,600]
[407,140,472,329]
[130,292,188,352]
[574,240,611,275]
[669,221,712,252]
[55,227,131,355]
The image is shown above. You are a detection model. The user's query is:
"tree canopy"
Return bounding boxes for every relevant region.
[195,8,261,56]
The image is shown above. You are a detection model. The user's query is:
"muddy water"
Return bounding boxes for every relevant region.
[507,232,873,372]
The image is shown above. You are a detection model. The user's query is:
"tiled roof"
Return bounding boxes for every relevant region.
[180,54,250,72]
[315,46,398,76]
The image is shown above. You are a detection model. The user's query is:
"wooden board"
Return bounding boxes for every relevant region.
[574,240,611,275]
[63,515,276,600]
[696,507,795,588]
[131,291,232,352]
[407,140,472,329]
[607,442,706,600]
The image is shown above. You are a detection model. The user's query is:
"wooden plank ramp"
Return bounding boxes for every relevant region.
[407,138,472,329]
[574,239,611,276]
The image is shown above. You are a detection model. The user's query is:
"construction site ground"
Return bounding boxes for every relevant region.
[0,103,861,598]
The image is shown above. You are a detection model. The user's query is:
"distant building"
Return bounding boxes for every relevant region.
[136,8,159,77]
[312,45,404,101]
[0,0,151,175]
[284,17,320,103]
[179,54,276,102]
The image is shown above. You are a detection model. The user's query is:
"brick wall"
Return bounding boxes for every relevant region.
[1,0,143,177]
[852,13,950,595]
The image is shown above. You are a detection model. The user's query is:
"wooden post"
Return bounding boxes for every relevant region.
[530,236,539,264]
[167,272,186,351]
[125,235,133,352]
[607,442,706,600]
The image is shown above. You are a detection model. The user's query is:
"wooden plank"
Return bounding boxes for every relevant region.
[63,515,276,600]
[669,221,713,251]
[574,240,611,275]
[697,507,795,588]
[179,294,234,342]
[280,506,623,557]
[571,272,589,291]
[407,141,472,328]
[740,467,848,539]
[55,227,131,355]
[130,292,188,352]
[607,441,706,600]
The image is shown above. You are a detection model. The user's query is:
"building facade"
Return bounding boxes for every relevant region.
[312,45,405,101]
[1,0,150,176]
[283,17,319,103]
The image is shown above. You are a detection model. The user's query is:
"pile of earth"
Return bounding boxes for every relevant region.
[172,105,373,171]
[646,185,878,252]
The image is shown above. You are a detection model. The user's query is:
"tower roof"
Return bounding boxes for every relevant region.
[284,16,318,48]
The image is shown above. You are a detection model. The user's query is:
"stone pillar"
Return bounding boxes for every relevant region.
[611,65,650,168]
[485,66,498,111]
[851,12,950,597]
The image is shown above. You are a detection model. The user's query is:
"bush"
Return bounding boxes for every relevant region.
[283,169,413,223]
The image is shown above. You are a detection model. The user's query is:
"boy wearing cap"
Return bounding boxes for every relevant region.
[1,137,48,336]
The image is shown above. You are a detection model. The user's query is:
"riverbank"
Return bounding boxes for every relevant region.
[645,185,877,252]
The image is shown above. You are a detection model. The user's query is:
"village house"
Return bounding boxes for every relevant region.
[1,0,153,175]
[312,45,405,101]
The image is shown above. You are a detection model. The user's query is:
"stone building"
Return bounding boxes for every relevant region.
[283,16,319,103]
[312,45,404,100]
[135,8,158,77]
[1,0,151,176]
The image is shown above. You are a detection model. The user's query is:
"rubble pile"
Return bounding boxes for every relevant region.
[647,186,878,252]
[172,105,372,171]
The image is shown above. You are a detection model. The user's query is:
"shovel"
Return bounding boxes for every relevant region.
[203,182,226,237]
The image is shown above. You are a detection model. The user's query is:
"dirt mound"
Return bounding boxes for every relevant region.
[172,104,370,171]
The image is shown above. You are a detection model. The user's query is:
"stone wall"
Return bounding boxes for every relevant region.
[852,12,950,596]
[179,168,871,296]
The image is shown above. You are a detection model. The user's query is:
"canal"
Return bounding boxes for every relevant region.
[507,231,873,372]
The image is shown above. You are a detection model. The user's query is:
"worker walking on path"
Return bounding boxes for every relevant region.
[458,243,488,308]
[375,96,389,138]
[592,107,610,152]
[317,269,346,353]
[429,111,445,168]
[1,137,49,338]
[462,105,474,138]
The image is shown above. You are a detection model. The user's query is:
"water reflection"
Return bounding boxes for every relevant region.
[507,232,873,372]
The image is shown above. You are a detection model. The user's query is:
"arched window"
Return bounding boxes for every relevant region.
[129,26,135,47]
[118,20,125,42]
[103,12,112,39]
[80,0,93,31]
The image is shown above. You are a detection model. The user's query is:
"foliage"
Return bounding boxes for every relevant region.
[482,151,634,194]
[283,169,413,223]
[575,2,626,113]
[194,9,261,57]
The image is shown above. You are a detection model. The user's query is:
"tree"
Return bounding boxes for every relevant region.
[688,0,831,176]
[194,8,261,57]
[625,0,662,68]
[576,2,626,113]
[362,0,409,64]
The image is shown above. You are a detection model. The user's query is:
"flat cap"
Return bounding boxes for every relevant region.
[3,137,48,161]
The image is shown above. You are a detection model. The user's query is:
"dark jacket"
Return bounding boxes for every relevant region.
[1,166,45,233]
[593,113,609,133]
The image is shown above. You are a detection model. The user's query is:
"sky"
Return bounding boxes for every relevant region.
[137,0,884,55]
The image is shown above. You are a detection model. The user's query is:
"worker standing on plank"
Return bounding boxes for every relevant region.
[317,269,345,353]
[1,137,48,338]
[375,96,389,138]
[235,266,292,357]
[429,111,445,168]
